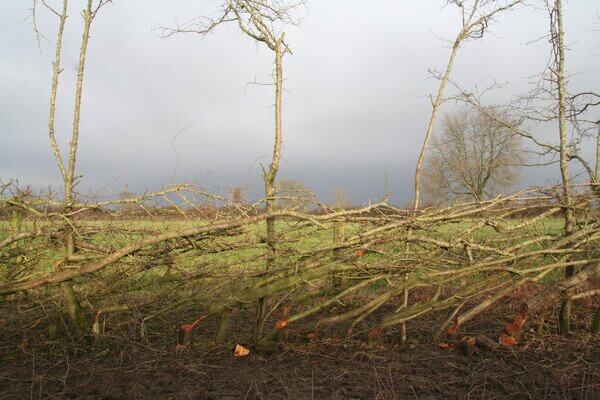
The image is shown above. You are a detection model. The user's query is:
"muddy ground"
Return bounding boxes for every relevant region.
[0,293,598,399]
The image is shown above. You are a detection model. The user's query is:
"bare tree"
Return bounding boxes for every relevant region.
[552,0,573,237]
[408,2,523,342]
[597,122,600,182]
[160,0,304,340]
[423,106,523,204]
[451,0,599,334]
[232,187,243,205]
[34,0,110,335]
[118,191,139,212]
[276,179,315,211]
[332,188,353,210]
[549,0,576,335]
[413,0,524,210]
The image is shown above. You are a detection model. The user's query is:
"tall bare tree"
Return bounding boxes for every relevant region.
[36,0,110,335]
[276,179,315,211]
[332,188,353,210]
[413,0,523,210]
[552,0,573,236]
[597,122,600,182]
[423,106,523,204]
[452,1,599,334]
[550,0,576,334]
[160,0,303,340]
[411,0,521,341]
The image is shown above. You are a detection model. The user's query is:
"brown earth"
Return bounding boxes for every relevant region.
[0,292,598,400]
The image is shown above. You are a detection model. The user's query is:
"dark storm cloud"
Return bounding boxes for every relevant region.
[1,1,598,204]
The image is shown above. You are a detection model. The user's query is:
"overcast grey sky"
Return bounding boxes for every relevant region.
[1,1,599,205]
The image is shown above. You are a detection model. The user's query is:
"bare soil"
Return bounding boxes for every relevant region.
[1,293,598,400]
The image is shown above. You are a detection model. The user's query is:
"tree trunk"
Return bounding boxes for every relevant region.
[414,39,461,210]
[554,0,575,335]
[47,0,68,180]
[591,306,600,335]
[216,308,232,344]
[60,0,95,336]
[255,34,285,342]
[595,122,600,185]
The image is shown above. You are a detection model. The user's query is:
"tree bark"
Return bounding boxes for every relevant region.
[591,306,600,334]
[215,308,232,344]
[255,34,285,341]
[554,0,575,335]
[595,122,600,184]
[47,0,68,180]
[414,38,461,210]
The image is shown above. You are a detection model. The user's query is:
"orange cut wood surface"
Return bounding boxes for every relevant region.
[233,344,250,357]
[275,319,288,329]
[499,333,517,347]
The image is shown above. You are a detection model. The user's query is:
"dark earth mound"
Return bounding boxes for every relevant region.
[1,300,598,400]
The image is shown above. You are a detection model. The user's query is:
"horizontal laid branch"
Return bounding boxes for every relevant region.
[0,210,322,295]
[571,289,600,300]
[380,273,511,328]
[0,229,46,250]
[527,262,600,313]
[0,202,398,296]
[206,262,358,316]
